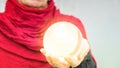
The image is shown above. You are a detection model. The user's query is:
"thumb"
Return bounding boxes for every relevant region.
[40,48,46,55]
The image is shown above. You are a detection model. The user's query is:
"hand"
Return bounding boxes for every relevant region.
[40,39,90,68]
[40,48,70,68]
[64,39,90,67]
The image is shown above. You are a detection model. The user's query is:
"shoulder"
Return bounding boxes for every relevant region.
[54,14,87,39]
[55,14,82,24]
[54,14,85,31]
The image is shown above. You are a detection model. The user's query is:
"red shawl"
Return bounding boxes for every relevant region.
[0,0,59,67]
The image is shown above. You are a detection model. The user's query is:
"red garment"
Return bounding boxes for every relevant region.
[0,0,57,68]
[0,0,96,68]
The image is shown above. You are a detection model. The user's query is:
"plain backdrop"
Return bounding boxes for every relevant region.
[0,0,120,68]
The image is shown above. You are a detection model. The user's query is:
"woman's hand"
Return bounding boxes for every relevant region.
[40,39,90,68]
[40,48,70,68]
[64,39,90,67]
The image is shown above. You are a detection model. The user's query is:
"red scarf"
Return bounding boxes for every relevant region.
[4,0,60,50]
[0,0,60,62]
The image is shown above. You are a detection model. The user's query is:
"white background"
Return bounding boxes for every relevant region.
[0,0,120,68]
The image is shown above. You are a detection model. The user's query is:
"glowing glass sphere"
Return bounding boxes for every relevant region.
[43,21,83,57]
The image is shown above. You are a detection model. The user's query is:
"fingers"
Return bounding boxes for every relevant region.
[58,57,70,68]
[45,54,55,67]
[40,48,56,66]
[40,48,70,68]
[78,39,90,59]
[65,39,90,67]
[65,56,78,67]
[46,55,70,68]
[40,48,46,56]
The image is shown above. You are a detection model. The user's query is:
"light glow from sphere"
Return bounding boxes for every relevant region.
[43,21,83,57]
